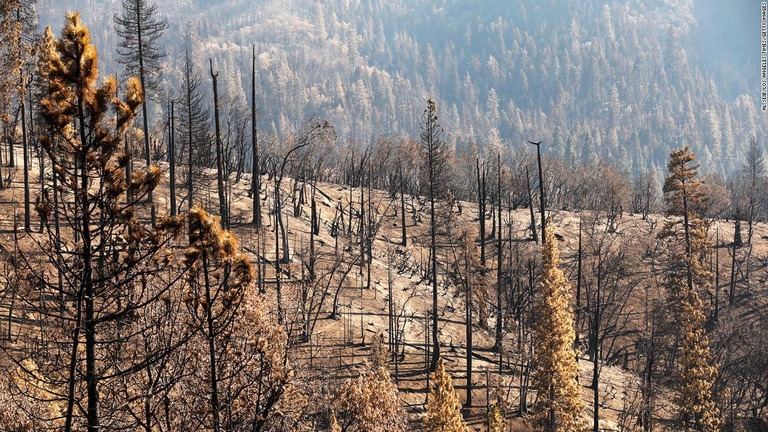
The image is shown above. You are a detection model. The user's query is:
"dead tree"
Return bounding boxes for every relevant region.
[209,59,228,229]
[525,166,538,243]
[167,99,177,216]
[272,119,335,323]
[493,154,504,351]
[420,99,450,372]
[529,141,545,243]
[251,44,262,228]
[477,158,487,265]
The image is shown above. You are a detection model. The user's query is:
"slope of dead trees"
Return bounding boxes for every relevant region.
[0,8,767,432]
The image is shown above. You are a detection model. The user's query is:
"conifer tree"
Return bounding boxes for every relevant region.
[174,206,296,432]
[177,45,210,211]
[532,226,582,432]
[488,402,504,432]
[369,332,389,371]
[183,206,253,431]
[742,138,765,244]
[424,357,466,432]
[420,99,451,372]
[114,0,166,157]
[335,338,406,432]
[329,413,342,432]
[676,289,720,431]
[661,146,720,432]
[30,13,184,431]
[114,0,167,224]
[0,0,35,122]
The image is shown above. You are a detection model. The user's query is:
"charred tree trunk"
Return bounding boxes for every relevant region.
[8,123,15,168]
[0,127,6,189]
[477,158,486,266]
[526,167,538,243]
[592,253,602,432]
[466,262,473,408]
[425,106,440,373]
[275,183,284,324]
[186,77,194,212]
[202,252,221,432]
[729,224,738,306]
[77,89,99,432]
[494,155,503,351]
[309,182,317,282]
[168,100,177,216]
[430,188,439,372]
[359,157,366,278]
[210,59,228,229]
[388,249,394,352]
[21,95,31,232]
[575,219,583,348]
[366,161,373,290]
[251,45,261,229]
[529,141,545,243]
[399,164,407,246]
[714,229,719,322]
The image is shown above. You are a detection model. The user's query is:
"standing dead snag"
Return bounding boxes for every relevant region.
[420,99,451,372]
[529,141,545,243]
[168,98,177,216]
[269,119,335,325]
[525,166,538,243]
[399,162,408,246]
[449,227,486,409]
[115,0,168,225]
[251,44,262,229]
[477,158,487,265]
[209,59,228,229]
[493,154,504,351]
[179,46,210,212]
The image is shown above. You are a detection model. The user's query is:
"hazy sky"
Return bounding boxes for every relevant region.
[691,0,762,98]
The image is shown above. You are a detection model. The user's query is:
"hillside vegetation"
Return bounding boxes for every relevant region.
[37,0,768,176]
[0,2,766,431]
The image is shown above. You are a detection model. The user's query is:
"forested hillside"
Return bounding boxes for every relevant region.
[0,1,767,431]
[37,0,766,177]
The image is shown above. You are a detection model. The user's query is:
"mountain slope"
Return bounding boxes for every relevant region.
[37,0,767,178]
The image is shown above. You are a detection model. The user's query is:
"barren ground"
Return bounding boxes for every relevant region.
[1,154,766,431]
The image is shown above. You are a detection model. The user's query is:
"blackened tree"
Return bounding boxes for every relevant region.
[177,46,210,212]
[420,99,451,372]
[115,0,168,224]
